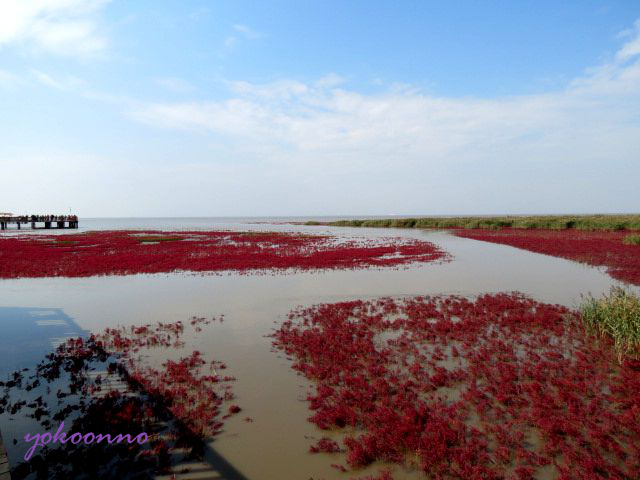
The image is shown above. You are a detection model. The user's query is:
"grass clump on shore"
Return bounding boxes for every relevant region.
[623,234,640,245]
[134,235,183,243]
[580,287,640,360]
[308,214,640,231]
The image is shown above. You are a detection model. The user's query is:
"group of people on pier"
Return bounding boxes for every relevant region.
[0,214,78,222]
[0,214,79,230]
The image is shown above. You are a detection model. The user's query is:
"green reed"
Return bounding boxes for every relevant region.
[580,287,640,360]
[308,214,640,231]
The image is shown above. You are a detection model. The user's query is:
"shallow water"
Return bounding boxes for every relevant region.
[0,220,635,479]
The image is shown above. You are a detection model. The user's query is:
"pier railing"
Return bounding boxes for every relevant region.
[0,215,79,230]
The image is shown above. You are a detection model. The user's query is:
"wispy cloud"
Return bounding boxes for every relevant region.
[616,20,640,62]
[31,69,84,90]
[232,24,265,40]
[223,23,265,52]
[223,35,237,49]
[5,12,638,216]
[131,22,640,172]
[0,0,110,56]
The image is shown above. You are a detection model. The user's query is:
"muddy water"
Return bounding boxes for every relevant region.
[0,224,635,479]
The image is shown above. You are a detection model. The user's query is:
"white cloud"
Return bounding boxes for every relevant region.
[230,78,310,100]
[314,73,346,89]
[125,23,640,215]
[0,0,110,56]
[233,24,264,40]
[223,35,237,49]
[8,18,638,216]
[31,68,83,89]
[31,68,63,88]
[616,19,640,59]
[222,23,265,52]
[132,22,640,163]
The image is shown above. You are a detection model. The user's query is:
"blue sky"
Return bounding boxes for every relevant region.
[1,1,639,216]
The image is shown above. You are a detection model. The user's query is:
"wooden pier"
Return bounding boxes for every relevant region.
[0,429,10,480]
[0,215,78,231]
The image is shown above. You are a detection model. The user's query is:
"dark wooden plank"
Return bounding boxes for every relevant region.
[0,430,11,480]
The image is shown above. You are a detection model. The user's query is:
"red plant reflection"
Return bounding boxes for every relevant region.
[0,316,238,478]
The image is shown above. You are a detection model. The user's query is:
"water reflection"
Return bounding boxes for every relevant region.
[0,307,88,379]
[0,315,247,479]
[0,227,636,480]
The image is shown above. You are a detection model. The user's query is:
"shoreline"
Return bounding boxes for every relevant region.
[304,214,640,231]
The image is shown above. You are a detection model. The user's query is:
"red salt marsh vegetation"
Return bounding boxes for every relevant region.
[454,229,640,286]
[0,230,448,278]
[274,293,640,479]
[0,316,238,478]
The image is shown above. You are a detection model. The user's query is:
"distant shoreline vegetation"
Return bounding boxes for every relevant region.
[305,214,640,231]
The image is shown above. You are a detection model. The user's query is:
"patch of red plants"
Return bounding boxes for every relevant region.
[89,316,238,437]
[0,316,238,478]
[454,228,640,286]
[273,293,640,479]
[0,230,448,278]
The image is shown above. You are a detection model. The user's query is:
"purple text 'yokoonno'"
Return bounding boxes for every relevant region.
[24,422,148,460]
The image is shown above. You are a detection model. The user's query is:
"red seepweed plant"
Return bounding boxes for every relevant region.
[0,230,448,278]
[273,293,640,479]
[454,228,640,286]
